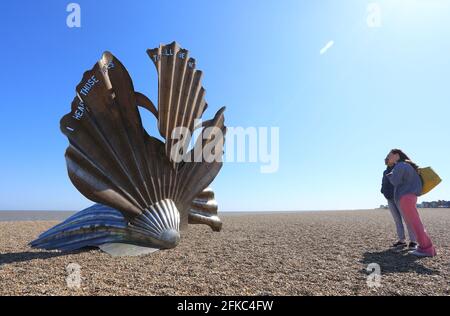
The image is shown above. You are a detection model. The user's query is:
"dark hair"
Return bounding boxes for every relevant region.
[390,149,420,172]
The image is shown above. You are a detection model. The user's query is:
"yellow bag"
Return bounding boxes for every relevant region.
[418,167,442,196]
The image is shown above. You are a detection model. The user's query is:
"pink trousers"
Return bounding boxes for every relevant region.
[399,194,436,256]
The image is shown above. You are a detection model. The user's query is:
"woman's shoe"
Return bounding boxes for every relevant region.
[392,241,407,248]
[409,247,437,257]
[408,242,418,250]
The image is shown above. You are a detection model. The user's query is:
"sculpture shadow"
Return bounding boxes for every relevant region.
[360,249,440,276]
[0,248,93,266]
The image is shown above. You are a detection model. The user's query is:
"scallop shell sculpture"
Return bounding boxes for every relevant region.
[30,42,226,256]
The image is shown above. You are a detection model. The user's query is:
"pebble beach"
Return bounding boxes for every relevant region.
[0,209,449,296]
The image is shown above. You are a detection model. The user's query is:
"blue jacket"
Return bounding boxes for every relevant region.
[386,161,423,202]
[381,166,394,200]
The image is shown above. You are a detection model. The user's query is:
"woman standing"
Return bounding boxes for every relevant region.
[381,157,417,249]
[386,149,437,257]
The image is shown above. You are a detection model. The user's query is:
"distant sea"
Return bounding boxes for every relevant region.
[0,211,76,221]
[0,209,380,221]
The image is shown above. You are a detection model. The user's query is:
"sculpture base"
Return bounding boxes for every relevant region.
[99,243,159,257]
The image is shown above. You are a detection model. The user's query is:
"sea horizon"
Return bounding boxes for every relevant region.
[0,207,420,222]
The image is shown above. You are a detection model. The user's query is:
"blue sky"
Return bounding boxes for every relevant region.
[0,0,449,211]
